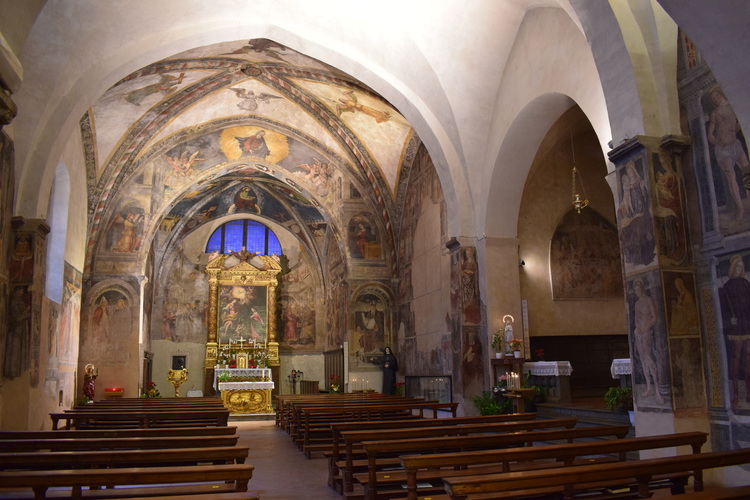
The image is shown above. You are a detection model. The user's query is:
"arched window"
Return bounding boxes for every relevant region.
[206,219,282,255]
[46,162,70,302]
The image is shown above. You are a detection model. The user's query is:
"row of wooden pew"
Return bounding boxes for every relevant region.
[275,393,750,500]
[0,397,258,500]
[49,397,230,429]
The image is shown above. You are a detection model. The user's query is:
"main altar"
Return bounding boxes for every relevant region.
[203,253,282,414]
[214,368,274,413]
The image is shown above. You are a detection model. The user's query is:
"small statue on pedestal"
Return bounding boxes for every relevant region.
[83,363,97,402]
[503,315,515,355]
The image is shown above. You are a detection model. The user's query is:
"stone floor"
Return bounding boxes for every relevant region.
[235,420,341,500]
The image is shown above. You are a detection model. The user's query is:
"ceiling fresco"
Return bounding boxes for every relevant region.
[83,38,420,276]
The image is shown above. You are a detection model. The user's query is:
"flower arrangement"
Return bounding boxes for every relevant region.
[229,359,237,368]
[509,339,523,351]
[496,374,508,388]
[141,381,161,398]
[534,348,545,360]
[394,381,406,396]
[217,371,231,383]
[329,374,341,393]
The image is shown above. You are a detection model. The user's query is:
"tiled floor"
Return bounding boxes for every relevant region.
[235,420,341,500]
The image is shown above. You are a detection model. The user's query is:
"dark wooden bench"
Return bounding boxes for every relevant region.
[0,434,239,452]
[0,463,254,499]
[0,426,237,440]
[50,409,230,429]
[353,425,631,499]
[327,413,537,492]
[281,395,428,434]
[0,446,250,471]
[442,448,750,500]
[389,431,708,500]
[276,393,418,429]
[339,417,577,495]
[298,402,459,457]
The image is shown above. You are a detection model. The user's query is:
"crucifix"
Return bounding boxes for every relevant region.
[238,336,246,349]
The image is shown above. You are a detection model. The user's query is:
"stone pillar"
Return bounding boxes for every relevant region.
[609,136,706,419]
[447,237,487,409]
[6,217,49,386]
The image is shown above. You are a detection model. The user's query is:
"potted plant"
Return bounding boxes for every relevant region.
[604,386,634,425]
[604,386,633,411]
[471,391,503,415]
[491,330,504,358]
[508,339,523,357]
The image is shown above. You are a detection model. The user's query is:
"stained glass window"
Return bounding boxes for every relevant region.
[206,219,282,255]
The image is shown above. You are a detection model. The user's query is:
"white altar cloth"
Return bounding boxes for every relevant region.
[218,381,275,391]
[523,361,573,377]
[610,358,632,379]
[213,368,272,389]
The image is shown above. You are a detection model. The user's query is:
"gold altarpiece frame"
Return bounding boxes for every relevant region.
[204,254,281,409]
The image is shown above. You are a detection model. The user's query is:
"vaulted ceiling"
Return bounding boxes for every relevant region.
[84,39,419,274]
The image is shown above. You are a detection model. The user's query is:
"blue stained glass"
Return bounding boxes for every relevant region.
[246,223,265,253]
[204,219,283,255]
[224,220,244,253]
[267,236,282,255]
[206,231,222,253]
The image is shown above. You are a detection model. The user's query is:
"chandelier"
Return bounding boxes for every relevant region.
[570,134,588,214]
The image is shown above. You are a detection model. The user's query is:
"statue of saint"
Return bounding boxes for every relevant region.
[83,363,97,401]
[503,315,515,354]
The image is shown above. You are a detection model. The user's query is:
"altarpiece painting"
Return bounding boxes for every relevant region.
[203,253,282,400]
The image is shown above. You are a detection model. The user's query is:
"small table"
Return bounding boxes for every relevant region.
[186,390,204,397]
[523,361,573,404]
[500,388,536,413]
[610,358,632,387]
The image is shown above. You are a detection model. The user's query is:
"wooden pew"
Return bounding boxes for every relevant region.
[71,400,225,410]
[0,434,239,452]
[286,396,431,437]
[0,426,237,440]
[297,401,458,457]
[339,417,577,495]
[280,394,427,433]
[0,446,250,471]
[50,408,230,429]
[442,448,750,500]
[276,393,408,429]
[327,413,537,492]
[355,425,631,499]
[0,463,255,499]
[391,432,708,500]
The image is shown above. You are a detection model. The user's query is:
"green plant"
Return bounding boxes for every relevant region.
[217,371,231,383]
[75,395,92,406]
[471,391,513,415]
[491,331,504,351]
[604,386,633,411]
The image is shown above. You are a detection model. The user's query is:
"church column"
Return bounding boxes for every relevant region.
[609,135,706,429]
[447,238,488,408]
[3,217,49,427]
